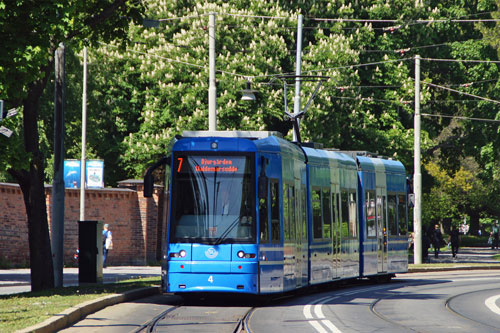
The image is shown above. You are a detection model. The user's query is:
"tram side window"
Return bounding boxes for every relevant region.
[290,185,297,239]
[283,184,290,240]
[270,180,281,243]
[322,188,331,239]
[366,190,376,238]
[332,191,339,237]
[259,187,269,243]
[340,190,349,238]
[398,194,408,235]
[164,161,171,193]
[312,188,322,239]
[301,184,307,239]
[388,195,398,236]
[289,185,297,239]
[295,187,301,240]
[283,185,296,240]
[349,191,357,237]
[376,194,383,234]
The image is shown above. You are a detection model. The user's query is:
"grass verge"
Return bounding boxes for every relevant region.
[0,276,160,333]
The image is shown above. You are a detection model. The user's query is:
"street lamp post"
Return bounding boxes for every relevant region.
[80,46,87,221]
[414,55,422,264]
[208,12,217,131]
[292,14,303,142]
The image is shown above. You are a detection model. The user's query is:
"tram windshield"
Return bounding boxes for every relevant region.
[170,154,256,244]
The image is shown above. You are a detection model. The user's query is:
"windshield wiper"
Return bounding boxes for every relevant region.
[213,215,242,245]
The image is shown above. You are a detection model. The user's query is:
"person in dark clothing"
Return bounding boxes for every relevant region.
[493,221,499,250]
[432,224,443,258]
[422,229,430,262]
[448,225,460,258]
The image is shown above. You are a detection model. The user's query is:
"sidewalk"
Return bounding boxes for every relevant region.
[408,246,500,272]
[0,266,160,295]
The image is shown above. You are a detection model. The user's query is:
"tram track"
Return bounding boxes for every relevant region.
[367,277,500,333]
[234,307,256,333]
[132,305,182,333]
[445,288,500,332]
[370,297,420,332]
[132,300,255,333]
[136,274,500,333]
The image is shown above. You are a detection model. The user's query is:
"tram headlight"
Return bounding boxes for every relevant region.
[237,250,256,259]
[169,250,187,258]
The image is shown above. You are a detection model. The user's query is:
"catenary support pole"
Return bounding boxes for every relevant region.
[414,55,422,264]
[52,43,66,287]
[292,14,303,142]
[80,47,87,221]
[208,12,217,131]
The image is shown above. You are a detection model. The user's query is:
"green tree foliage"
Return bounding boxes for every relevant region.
[66,0,500,228]
[0,0,144,291]
[423,159,487,233]
[88,0,497,180]
[3,0,500,289]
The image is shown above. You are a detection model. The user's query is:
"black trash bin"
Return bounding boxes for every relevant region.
[78,220,103,283]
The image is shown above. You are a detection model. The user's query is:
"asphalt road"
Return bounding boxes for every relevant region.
[57,270,500,333]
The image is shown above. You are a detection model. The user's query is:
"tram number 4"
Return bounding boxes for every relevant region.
[208,275,214,283]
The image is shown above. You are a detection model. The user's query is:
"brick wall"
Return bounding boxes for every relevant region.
[0,181,165,267]
[0,184,30,266]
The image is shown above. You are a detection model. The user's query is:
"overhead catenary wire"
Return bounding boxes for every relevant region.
[99,41,500,104]
[139,11,500,80]
[422,81,500,105]
[104,8,500,108]
[422,57,500,64]
[147,10,499,29]
[421,113,500,123]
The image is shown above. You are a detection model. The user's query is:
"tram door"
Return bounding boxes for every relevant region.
[331,185,341,278]
[376,187,388,272]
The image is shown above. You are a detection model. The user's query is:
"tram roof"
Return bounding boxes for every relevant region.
[175,131,301,155]
[356,155,406,174]
[302,146,357,168]
[182,130,282,139]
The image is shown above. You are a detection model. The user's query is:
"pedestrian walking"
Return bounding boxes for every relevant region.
[493,221,499,250]
[422,229,430,262]
[432,224,443,258]
[448,225,460,258]
[102,224,113,267]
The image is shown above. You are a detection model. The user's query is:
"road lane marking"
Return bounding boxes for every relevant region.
[303,296,342,333]
[485,295,500,315]
[303,283,396,332]
[315,303,325,318]
[303,304,313,319]
[322,319,342,333]
[310,320,329,333]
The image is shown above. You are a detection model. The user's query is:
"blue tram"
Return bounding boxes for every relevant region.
[143,131,408,294]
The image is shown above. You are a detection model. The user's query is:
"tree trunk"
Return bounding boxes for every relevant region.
[9,78,54,291]
[469,210,481,236]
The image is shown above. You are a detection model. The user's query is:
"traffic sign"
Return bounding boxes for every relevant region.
[0,126,13,137]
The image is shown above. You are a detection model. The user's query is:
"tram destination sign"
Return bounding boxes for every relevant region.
[176,155,248,174]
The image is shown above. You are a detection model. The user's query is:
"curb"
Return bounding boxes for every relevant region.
[17,286,161,333]
[408,265,500,273]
